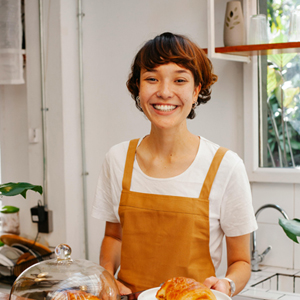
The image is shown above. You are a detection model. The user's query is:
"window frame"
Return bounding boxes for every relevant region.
[243,56,300,183]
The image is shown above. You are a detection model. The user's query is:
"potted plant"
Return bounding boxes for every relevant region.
[279,218,300,243]
[0,182,43,237]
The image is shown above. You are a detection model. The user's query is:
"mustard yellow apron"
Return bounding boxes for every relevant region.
[118,139,228,292]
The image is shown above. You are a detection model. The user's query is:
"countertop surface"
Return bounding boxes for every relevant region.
[0,292,260,300]
[0,293,8,300]
[1,266,300,300]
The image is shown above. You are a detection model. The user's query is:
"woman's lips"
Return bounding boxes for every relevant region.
[152,104,177,112]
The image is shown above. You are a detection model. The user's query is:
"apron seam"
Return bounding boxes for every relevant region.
[119,205,210,217]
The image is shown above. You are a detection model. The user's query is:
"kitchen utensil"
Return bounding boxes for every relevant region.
[248,14,269,44]
[10,244,120,300]
[289,9,300,41]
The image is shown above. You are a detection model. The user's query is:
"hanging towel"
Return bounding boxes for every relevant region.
[0,0,24,84]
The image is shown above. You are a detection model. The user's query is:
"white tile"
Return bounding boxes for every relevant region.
[295,277,300,294]
[276,274,294,293]
[248,271,276,288]
[281,294,300,300]
[262,267,300,275]
[251,183,294,224]
[255,224,294,269]
[240,288,284,299]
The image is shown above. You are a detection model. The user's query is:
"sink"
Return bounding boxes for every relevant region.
[238,267,300,299]
[250,273,300,294]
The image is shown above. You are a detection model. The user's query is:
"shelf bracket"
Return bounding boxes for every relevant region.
[207,0,251,63]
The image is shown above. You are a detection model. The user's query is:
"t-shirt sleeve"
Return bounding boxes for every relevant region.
[91,152,120,223]
[220,158,258,236]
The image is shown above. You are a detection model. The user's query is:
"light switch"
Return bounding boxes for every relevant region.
[29,128,39,144]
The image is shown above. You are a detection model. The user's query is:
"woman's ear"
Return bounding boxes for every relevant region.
[193,84,201,98]
[195,83,201,95]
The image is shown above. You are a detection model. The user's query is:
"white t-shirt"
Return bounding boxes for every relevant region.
[92,137,257,270]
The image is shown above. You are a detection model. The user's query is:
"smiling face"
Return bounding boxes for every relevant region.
[139,63,201,131]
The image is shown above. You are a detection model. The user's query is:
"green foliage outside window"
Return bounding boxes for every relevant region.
[265,0,300,167]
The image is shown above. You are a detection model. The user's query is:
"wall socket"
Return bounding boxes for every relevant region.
[29,128,39,144]
[30,204,53,233]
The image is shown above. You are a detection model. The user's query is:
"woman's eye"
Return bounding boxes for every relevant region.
[176,79,187,83]
[146,78,157,82]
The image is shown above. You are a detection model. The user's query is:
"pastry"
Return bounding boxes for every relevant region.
[156,277,216,300]
[52,290,100,300]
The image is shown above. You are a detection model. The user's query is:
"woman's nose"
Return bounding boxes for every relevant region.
[157,82,173,99]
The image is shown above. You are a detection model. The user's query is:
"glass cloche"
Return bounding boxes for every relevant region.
[10,244,120,300]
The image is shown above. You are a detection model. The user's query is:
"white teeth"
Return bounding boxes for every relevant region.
[153,104,176,112]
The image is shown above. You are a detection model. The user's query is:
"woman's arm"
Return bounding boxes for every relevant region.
[204,233,251,297]
[100,221,122,274]
[100,221,132,295]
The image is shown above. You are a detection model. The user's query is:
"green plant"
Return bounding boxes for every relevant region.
[0,182,43,198]
[0,182,43,246]
[279,218,300,243]
[265,0,300,168]
[0,182,43,213]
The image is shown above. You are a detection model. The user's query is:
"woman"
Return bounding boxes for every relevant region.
[92,32,257,297]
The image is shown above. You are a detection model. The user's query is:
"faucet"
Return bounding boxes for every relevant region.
[251,204,289,272]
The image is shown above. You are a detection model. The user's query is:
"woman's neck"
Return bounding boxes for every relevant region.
[142,125,198,158]
[137,127,200,178]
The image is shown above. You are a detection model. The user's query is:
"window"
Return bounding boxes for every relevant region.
[259,0,300,168]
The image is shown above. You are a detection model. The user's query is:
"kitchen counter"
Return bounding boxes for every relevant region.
[0,292,254,300]
[0,293,9,299]
[238,266,300,299]
[2,267,300,300]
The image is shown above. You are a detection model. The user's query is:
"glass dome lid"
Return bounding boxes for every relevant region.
[10,244,120,300]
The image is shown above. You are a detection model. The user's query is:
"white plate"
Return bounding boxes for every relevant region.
[0,253,14,267]
[12,243,38,257]
[0,245,23,263]
[0,252,14,275]
[138,287,231,300]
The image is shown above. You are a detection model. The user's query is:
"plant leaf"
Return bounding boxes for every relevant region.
[283,87,300,108]
[0,182,43,199]
[279,218,300,243]
[0,206,19,214]
[267,67,283,96]
[268,53,297,69]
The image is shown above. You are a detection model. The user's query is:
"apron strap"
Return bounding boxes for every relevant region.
[122,139,139,191]
[199,146,228,199]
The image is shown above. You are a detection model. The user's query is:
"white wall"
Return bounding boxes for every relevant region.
[82,0,246,266]
[0,0,299,277]
[251,183,300,270]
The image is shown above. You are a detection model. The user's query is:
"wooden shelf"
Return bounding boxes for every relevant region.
[204,42,300,57]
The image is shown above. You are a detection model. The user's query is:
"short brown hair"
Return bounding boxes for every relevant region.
[126,32,218,119]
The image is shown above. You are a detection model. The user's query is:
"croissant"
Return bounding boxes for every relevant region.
[156,277,217,300]
[52,290,100,300]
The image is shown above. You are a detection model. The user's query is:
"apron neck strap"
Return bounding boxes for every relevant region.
[199,146,228,199]
[122,139,228,198]
[122,139,139,191]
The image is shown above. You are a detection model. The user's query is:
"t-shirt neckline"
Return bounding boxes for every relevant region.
[134,136,202,181]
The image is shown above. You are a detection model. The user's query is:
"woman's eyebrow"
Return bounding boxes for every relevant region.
[175,70,189,74]
[143,68,157,73]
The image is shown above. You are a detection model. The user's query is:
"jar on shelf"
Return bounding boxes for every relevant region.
[223,0,245,46]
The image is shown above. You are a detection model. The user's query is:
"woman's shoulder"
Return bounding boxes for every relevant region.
[108,140,130,154]
[200,136,242,164]
[105,138,140,164]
